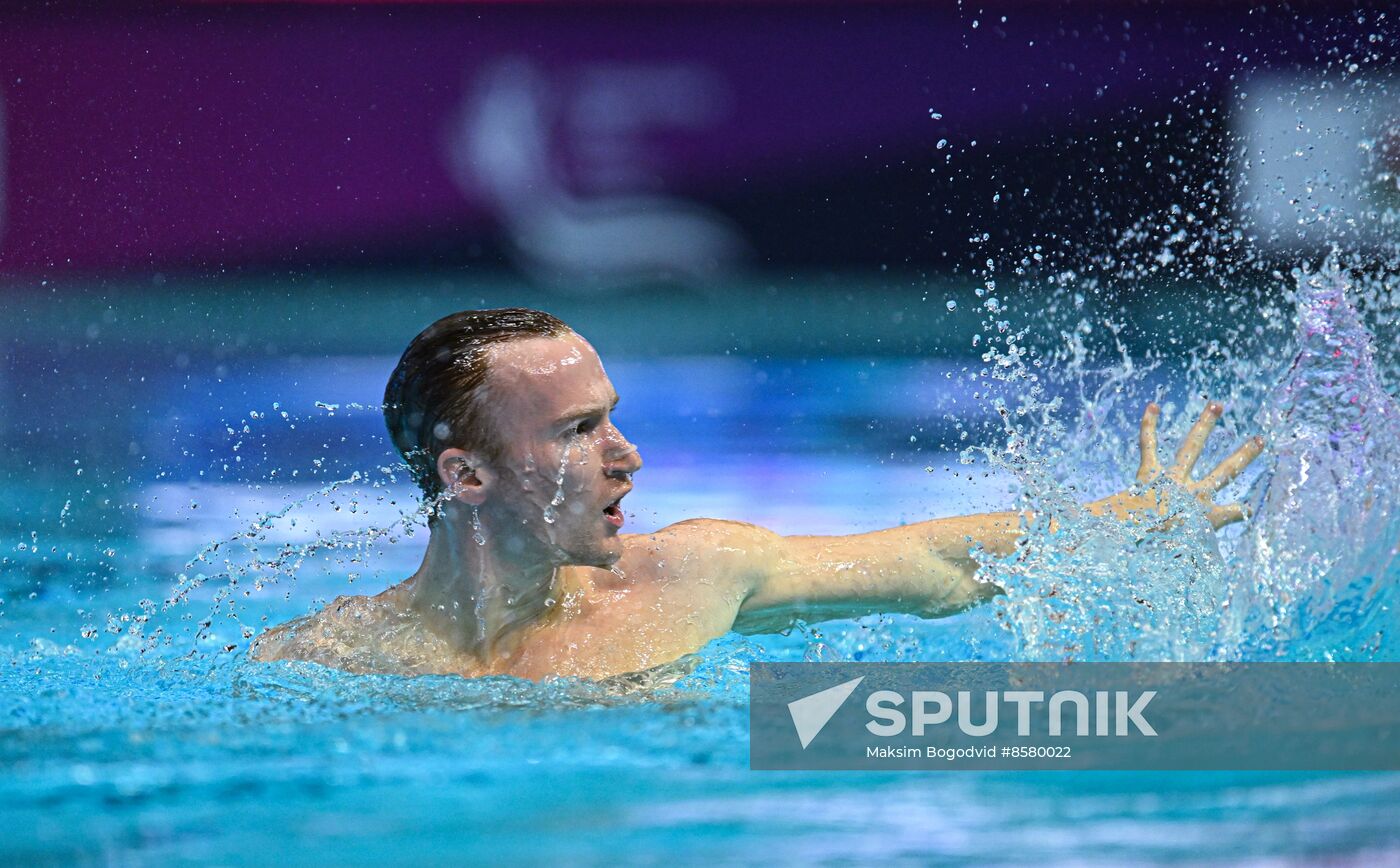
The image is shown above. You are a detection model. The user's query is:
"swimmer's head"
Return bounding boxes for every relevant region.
[384,307,572,501]
[384,308,642,566]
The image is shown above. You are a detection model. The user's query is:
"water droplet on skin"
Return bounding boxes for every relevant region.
[544,440,573,524]
[471,507,486,546]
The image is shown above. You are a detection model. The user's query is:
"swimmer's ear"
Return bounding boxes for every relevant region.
[436,447,493,505]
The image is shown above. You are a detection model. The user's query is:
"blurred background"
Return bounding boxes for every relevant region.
[2,0,1398,558]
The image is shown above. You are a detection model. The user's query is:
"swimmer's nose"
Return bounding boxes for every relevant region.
[604,432,642,478]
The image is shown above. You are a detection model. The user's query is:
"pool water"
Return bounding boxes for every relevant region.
[3,266,1399,863]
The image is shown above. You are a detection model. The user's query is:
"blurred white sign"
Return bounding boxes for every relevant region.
[445,58,745,290]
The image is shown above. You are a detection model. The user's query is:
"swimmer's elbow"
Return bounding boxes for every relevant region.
[891,554,1006,619]
[929,576,1006,617]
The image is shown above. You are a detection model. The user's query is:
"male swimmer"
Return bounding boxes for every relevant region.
[251,308,1263,679]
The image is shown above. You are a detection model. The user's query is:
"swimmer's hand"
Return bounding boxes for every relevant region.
[1088,400,1264,530]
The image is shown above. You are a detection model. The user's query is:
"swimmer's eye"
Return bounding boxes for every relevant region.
[571,418,599,436]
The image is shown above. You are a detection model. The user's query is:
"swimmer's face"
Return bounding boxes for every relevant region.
[477,332,641,567]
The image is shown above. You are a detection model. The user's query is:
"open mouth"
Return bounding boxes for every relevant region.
[602,494,626,529]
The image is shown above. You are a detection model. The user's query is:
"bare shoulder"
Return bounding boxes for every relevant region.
[539,519,782,666]
[617,518,782,593]
[247,597,351,663]
[248,592,449,673]
[625,517,780,549]
[246,609,308,660]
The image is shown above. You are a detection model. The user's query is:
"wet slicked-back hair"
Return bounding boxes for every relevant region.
[384,308,572,499]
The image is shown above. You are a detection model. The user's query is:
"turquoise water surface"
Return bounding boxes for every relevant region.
[4,270,1399,863]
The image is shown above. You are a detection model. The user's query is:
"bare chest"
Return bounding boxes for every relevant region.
[505,578,742,680]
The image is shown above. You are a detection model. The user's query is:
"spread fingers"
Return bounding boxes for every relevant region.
[1171,401,1223,479]
[1208,502,1247,529]
[1136,402,1162,483]
[1199,435,1265,492]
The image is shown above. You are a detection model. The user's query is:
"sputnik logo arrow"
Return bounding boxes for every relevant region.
[787,676,865,749]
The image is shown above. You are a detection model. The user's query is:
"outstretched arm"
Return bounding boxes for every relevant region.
[723,400,1263,633]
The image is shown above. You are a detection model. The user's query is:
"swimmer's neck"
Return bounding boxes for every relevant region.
[402,508,564,663]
